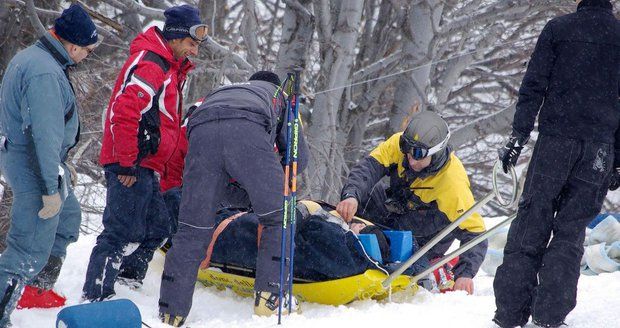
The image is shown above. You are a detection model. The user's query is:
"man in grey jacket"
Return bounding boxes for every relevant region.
[0,4,97,326]
[159,71,309,326]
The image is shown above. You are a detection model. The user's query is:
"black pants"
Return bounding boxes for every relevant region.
[493,135,613,326]
[83,165,171,301]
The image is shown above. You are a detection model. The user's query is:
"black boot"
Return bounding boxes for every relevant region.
[492,316,527,328]
[31,255,63,290]
[532,319,567,328]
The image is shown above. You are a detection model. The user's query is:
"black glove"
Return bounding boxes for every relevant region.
[610,167,620,191]
[498,131,529,174]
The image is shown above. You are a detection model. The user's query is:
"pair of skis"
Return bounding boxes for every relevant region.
[276,71,302,324]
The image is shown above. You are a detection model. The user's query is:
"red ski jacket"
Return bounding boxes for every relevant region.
[100,27,194,174]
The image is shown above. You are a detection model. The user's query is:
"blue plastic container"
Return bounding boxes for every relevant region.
[588,213,620,229]
[56,299,142,328]
[383,230,414,263]
[358,234,383,264]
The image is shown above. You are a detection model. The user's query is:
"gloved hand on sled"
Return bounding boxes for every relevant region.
[498,130,529,174]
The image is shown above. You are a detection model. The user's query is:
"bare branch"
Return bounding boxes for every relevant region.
[113,0,165,18]
[205,36,253,70]
[24,0,46,36]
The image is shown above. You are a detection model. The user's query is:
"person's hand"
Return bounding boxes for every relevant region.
[453,277,474,295]
[349,222,367,234]
[609,167,620,191]
[498,131,529,174]
[116,166,137,187]
[336,197,358,223]
[39,193,62,219]
[66,163,78,187]
[118,175,137,187]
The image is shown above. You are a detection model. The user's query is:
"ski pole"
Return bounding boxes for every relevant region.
[287,70,302,313]
[410,212,517,284]
[382,161,518,288]
[276,74,293,324]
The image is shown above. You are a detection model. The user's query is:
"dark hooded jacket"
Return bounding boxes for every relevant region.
[513,0,620,161]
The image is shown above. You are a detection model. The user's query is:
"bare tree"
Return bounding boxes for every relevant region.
[1,0,617,232]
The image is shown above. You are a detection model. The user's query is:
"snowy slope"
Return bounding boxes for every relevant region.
[11,229,620,328]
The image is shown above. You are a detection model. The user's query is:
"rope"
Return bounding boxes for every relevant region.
[308,38,532,97]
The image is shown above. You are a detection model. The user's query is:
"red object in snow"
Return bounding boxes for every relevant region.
[17,285,66,309]
[431,256,460,293]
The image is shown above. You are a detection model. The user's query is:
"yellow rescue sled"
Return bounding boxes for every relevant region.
[197,267,416,305]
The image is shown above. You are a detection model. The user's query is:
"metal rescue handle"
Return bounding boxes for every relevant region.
[381,161,519,288]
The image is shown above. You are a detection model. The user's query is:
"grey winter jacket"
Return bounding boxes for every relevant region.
[189,80,309,170]
[0,33,79,195]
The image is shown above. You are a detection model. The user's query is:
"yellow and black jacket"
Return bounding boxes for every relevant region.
[341,133,487,278]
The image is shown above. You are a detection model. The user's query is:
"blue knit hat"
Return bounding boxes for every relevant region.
[54,4,98,47]
[163,5,202,40]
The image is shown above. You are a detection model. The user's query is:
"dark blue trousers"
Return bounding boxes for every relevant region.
[493,135,613,326]
[82,164,171,301]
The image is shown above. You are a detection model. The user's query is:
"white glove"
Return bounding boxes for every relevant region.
[66,163,78,187]
[39,193,62,219]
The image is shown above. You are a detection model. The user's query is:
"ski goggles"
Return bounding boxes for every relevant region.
[399,130,451,160]
[164,24,209,42]
[189,24,209,42]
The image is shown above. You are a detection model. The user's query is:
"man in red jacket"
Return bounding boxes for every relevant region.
[82,5,206,302]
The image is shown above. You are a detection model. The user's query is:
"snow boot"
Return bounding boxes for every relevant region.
[492,316,527,328]
[253,291,300,316]
[160,312,186,327]
[116,277,143,290]
[532,319,567,328]
[30,255,63,291]
[16,285,66,309]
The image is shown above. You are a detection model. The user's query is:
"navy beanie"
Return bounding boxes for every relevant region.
[54,4,98,47]
[249,71,282,86]
[163,5,202,41]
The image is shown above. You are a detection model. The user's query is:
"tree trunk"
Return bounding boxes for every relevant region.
[388,0,441,134]
[306,0,364,201]
[0,3,23,76]
[274,0,314,78]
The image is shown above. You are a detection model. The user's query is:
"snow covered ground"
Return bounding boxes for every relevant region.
[11,229,620,328]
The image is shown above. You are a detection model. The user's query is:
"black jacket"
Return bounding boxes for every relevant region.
[513,0,620,159]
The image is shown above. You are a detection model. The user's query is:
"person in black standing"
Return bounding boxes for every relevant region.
[493,1,620,327]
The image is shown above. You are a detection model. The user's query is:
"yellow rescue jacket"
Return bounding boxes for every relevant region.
[367,133,485,233]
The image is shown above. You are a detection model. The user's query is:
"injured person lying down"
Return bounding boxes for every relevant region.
[162,194,430,283]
